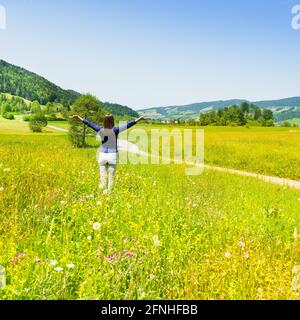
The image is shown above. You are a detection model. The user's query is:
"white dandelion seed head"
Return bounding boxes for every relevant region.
[225,251,232,259]
[93,222,101,230]
[87,235,92,241]
[67,264,75,269]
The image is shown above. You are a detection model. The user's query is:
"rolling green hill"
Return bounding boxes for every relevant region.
[139,98,300,121]
[0,59,139,118]
[103,102,139,118]
[0,59,80,106]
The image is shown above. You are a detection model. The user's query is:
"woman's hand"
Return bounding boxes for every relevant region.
[70,115,83,121]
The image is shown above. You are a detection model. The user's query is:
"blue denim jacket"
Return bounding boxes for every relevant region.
[83,119,136,153]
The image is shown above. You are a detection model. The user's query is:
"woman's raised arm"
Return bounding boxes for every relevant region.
[70,115,102,132]
[116,116,145,134]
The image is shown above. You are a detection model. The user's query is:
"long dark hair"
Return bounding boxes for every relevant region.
[103,114,115,129]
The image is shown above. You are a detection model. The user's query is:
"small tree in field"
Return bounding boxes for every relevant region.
[69,94,106,148]
[29,113,48,132]
[30,101,42,114]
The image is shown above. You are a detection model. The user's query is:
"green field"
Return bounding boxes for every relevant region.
[0,117,66,135]
[48,120,70,129]
[129,125,300,181]
[1,118,300,299]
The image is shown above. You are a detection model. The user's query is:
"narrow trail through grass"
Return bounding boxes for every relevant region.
[48,124,300,189]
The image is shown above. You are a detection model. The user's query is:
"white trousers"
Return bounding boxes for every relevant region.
[98,152,117,191]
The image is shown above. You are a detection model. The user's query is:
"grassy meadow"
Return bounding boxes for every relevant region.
[138,125,300,181]
[0,117,300,300]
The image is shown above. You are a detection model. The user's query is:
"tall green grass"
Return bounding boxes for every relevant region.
[0,133,300,299]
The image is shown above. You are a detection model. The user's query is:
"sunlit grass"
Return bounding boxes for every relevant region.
[0,132,300,300]
[132,125,300,180]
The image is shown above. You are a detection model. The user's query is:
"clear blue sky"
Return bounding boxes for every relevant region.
[0,0,299,109]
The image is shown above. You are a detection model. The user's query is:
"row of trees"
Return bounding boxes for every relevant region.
[199,102,274,126]
[0,92,138,134]
[25,94,107,136]
[0,95,49,131]
[0,94,29,119]
[0,94,68,126]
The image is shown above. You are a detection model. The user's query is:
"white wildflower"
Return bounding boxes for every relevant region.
[93,222,101,230]
[225,251,232,259]
[150,274,155,281]
[153,235,160,246]
[292,265,300,274]
[239,241,246,248]
[54,267,64,272]
[49,260,58,266]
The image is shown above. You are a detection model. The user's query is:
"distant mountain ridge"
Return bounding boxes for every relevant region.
[0,59,139,118]
[139,97,300,120]
[102,102,139,118]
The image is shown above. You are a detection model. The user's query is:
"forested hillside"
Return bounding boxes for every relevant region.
[103,102,139,118]
[0,60,80,106]
[0,60,139,118]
